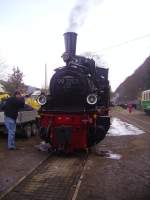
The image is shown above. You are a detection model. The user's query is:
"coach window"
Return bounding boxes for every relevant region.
[146,92,148,100]
[147,92,149,100]
[144,92,146,100]
[145,92,147,100]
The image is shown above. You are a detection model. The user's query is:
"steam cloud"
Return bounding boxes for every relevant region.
[67,0,103,32]
[82,51,107,68]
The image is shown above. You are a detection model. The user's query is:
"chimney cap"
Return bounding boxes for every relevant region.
[63,32,77,36]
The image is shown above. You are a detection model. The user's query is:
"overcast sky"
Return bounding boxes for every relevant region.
[0,0,149,91]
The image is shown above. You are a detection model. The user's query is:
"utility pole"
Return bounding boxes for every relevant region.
[45,63,47,94]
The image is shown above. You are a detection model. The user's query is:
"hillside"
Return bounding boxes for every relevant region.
[114,55,150,104]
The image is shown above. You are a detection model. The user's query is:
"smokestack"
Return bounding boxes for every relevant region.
[63,32,77,56]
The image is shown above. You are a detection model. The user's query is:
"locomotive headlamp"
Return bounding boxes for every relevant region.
[87,94,97,105]
[37,95,47,105]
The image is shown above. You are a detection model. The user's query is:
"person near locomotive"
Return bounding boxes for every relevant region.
[127,103,133,113]
[3,91,25,150]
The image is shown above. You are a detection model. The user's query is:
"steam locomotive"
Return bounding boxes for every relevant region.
[38,32,110,152]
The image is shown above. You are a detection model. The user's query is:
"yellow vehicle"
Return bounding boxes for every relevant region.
[25,97,41,110]
[25,90,42,110]
[0,93,10,101]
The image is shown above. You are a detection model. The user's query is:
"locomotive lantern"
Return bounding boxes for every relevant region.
[39,32,110,152]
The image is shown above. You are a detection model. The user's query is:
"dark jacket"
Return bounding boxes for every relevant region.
[3,96,25,120]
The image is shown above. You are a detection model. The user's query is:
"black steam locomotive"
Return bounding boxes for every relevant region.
[38,32,110,151]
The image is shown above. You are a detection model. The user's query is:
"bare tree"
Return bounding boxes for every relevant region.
[2,67,27,95]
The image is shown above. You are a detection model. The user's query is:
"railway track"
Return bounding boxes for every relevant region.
[1,152,87,200]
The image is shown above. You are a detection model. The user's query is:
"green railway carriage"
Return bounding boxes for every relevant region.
[141,89,150,114]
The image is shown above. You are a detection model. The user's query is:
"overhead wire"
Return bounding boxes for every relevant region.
[100,33,150,52]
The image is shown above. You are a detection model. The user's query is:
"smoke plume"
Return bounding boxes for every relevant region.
[81,51,107,68]
[67,0,102,32]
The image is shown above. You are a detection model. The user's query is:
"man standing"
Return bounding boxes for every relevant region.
[3,91,25,150]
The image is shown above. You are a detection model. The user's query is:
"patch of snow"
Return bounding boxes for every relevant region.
[108,117,144,136]
[106,153,122,160]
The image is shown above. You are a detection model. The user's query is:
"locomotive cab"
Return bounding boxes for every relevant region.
[39,32,110,152]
